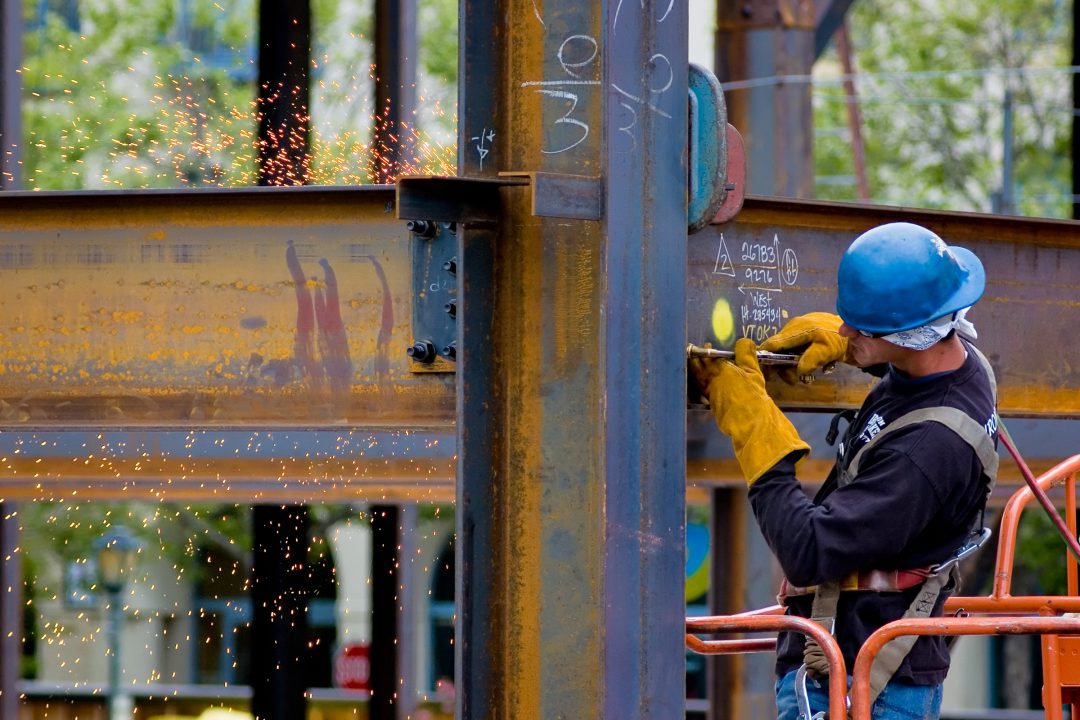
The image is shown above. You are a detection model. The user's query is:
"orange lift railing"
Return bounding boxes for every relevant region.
[687,452,1080,719]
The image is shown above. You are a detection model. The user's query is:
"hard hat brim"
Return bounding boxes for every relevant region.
[940,245,987,318]
[840,244,986,335]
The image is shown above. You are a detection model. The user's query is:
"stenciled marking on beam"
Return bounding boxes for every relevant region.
[691,198,1080,417]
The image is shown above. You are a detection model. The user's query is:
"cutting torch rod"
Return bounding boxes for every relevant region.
[686,343,801,366]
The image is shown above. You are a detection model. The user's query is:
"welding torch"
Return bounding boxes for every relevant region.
[686,343,801,366]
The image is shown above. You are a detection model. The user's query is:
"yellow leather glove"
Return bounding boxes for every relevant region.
[759,312,853,384]
[690,339,810,485]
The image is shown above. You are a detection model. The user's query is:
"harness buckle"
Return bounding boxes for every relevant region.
[928,527,993,575]
[794,664,838,720]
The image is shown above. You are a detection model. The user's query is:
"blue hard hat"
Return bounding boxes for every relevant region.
[836,222,986,335]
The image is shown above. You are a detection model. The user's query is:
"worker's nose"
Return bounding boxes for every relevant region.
[838,322,859,339]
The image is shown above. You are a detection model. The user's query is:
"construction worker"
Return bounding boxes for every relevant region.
[690,222,998,720]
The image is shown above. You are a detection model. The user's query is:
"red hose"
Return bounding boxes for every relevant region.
[998,421,1080,563]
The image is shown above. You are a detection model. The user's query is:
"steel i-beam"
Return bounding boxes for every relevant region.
[715,0,815,198]
[453,1,689,717]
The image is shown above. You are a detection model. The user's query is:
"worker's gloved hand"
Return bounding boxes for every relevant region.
[690,339,810,485]
[760,312,853,384]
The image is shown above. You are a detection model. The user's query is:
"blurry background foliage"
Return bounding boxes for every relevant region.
[21,0,458,189]
[813,0,1072,217]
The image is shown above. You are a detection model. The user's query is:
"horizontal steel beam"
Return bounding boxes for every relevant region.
[0,186,455,427]
[0,190,1077,501]
[0,428,455,502]
[691,197,1080,417]
[6,190,1074,426]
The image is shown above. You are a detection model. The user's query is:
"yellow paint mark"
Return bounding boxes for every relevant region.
[711,297,736,346]
[110,310,144,323]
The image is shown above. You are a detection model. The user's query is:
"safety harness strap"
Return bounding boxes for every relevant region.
[867,567,956,704]
[780,567,933,600]
[801,350,999,710]
[844,406,998,484]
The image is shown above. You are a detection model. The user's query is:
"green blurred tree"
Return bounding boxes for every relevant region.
[814,0,1072,218]
[21,0,458,189]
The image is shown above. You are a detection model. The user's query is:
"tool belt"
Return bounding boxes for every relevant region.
[778,567,934,604]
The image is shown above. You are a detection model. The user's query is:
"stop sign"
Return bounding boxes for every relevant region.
[334,643,371,691]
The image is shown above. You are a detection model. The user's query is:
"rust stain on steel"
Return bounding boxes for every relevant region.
[492,0,606,713]
[498,206,545,720]
[0,454,455,503]
[694,197,1080,417]
[0,187,455,427]
[551,236,599,370]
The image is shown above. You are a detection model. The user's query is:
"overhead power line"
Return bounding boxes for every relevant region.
[720,65,1080,91]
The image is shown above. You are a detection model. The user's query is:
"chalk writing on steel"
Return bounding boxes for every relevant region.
[558,35,598,78]
[713,233,735,277]
[521,31,600,156]
[530,0,544,26]
[613,0,676,34]
[470,127,496,171]
[713,233,800,343]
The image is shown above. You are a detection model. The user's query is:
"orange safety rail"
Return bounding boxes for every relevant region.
[685,604,785,654]
[685,614,848,720]
[852,454,1080,720]
[686,454,1080,718]
[849,615,1080,719]
[944,454,1080,615]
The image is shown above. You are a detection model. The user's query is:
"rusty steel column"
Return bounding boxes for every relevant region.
[1,0,21,189]
[0,504,19,720]
[715,0,815,197]
[707,489,744,720]
[370,5,417,711]
[254,3,311,720]
[455,1,688,717]
[250,506,310,720]
[707,489,779,720]
[257,0,311,186]
[372,0,417,183]
[0,2,21,716]
[1073,0,1080,220]
[370,505,400,720]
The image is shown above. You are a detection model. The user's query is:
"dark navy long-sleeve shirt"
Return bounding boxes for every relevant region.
[748,343,997,684]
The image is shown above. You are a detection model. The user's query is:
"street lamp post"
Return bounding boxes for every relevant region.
[94,527,141,720]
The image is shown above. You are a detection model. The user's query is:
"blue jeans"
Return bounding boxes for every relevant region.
[775,668,943,720]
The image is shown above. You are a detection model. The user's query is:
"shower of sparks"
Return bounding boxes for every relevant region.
[19,26,458,189]
[21,72,458,188]
[12,5,460,712]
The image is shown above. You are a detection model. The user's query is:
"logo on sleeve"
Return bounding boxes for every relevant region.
[859,413,886,444]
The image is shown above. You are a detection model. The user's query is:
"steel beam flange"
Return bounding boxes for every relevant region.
[497,171,603,221]
[397,173,604,225]
[396,175,528,225]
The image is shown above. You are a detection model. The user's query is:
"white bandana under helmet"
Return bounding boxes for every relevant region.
[878,307,978,351]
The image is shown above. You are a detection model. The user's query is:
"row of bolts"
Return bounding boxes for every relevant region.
[404,220,803,368]
[406,221,456,364]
